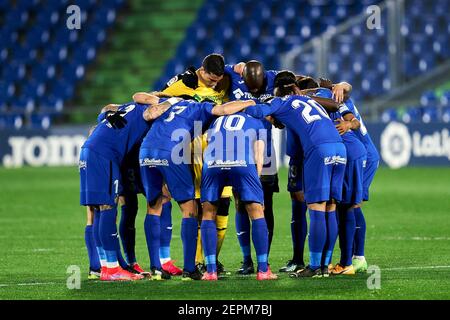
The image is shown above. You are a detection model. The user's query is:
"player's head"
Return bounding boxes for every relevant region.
[198,53,225,88]
[296,76,319,90]
[274,70,298,97]
[242,60,265,95]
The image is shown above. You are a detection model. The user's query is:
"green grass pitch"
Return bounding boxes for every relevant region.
[1,166,450,300]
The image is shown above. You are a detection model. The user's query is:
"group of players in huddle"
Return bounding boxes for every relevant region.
[80,53,379,281]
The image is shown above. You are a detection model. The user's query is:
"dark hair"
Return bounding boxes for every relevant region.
[296,76,319,90]
[274,70,296,89]
[202,53,225,76]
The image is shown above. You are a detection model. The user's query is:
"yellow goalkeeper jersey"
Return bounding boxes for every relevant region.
[161,75,232,199]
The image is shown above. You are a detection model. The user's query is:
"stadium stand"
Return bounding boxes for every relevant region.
[1,0,450,128]
[153,0,384,91]
[0,0,124,129]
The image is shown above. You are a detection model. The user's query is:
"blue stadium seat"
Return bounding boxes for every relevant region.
[381,108,398,123]
[39,95,64,113]
[420,91,439,107]
[422,106,439,123]
[30,114,52,130]
[0,114,24,130]
[402,106,422,123]
[440,91,450,107]
[442,108,450,123]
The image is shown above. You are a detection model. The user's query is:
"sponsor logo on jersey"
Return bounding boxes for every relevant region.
[207,160,247,168]
[139,158,169,167]
[324,156,347,166]
[78,160,87,170]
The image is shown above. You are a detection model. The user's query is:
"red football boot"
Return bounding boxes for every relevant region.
[256,267,278,281]
[201,272,218,281]
[101,267,144,281]
[161,260,183,276]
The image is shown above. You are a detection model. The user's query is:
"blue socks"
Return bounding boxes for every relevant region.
[338,206,356,266]
[308,210,326,270]
[160,202,173,262]
[119,196,138,265]
[93,210,106,267]
[291,200,307,264]
[251,218,269,273]
[235,210,252,263]
[99,208,119,268]
[85,225,100,271]
[353,207,366,257]
[181,217,198,273]
[322,210,338,267]
[201,220,217,273]
[144,214,161,269]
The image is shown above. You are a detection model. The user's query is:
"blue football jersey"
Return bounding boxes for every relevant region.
[83,102,152,163]
[141,99,216,152]
[286,127,303,159]
[339,98,380,161]
[314,88,366,160]
[225,64,277,101]
[204,112,264,165]
[245,95,342,155]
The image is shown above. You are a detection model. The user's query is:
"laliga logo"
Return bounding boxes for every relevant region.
[380,122,412,169]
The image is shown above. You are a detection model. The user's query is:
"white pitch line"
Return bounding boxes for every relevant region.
[382,265,450,271]
[0,282,56,288]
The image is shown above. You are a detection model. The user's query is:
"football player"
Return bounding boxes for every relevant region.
[224,60,280,275]
[79,96,171,281]
[245,85,346,278]
[199,111,277,281]
[139,97,255,280]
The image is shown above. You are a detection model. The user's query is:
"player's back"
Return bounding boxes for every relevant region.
[264,95,342,155]
[340,98,380,161]
[83,102,151,163]
[141,99,215,153]
[204,112,264,165]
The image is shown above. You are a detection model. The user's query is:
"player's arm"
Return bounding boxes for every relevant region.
[253,139,265,177]
[335,113,361,135]
[310,96,339,112]
[142,97,181,121]
[211,99,256,116]
[244,103,273,119]
[133,92,165,104]
[332,82,352,103]
[234,62,245,75]
[101,104,120,114]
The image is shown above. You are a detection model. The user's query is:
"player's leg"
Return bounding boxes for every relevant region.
[85,206,101,279]
[321,201,338,277]
[235,198,254,275]
[92,207,107,277]
[232,166,276,280]
[215,196,230,274]
[162,159,200,280]
[353,160,378,272]
[80,148,142,281]
[280,160,307,272]
[261,174,278,257]
[195,198,206,272]
[178,199,201,280]
[332,147,360,276]
[245,202,277,280]
[118,193,148,274]
[159,184,182,275]
[139,148,169,280]
[200,201,219,280]
[291,143,341,278]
